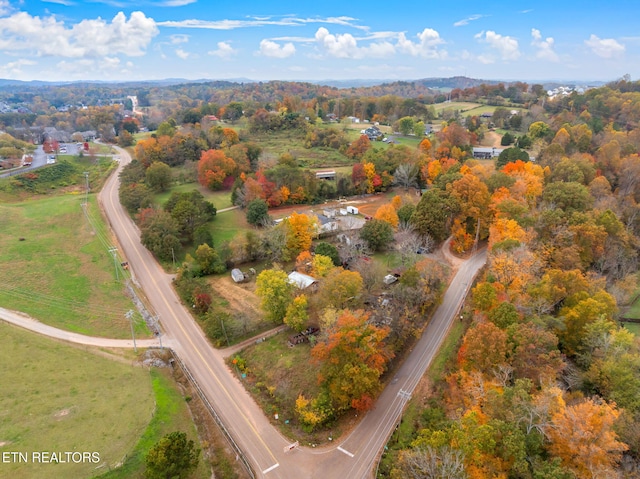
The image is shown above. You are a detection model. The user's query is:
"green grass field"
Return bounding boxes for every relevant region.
[622,322,640,336]
[210,208,246,244]
[97,368,210,479]
[0,194,146,338]
[155,183,233,210]
[0,322,154,479]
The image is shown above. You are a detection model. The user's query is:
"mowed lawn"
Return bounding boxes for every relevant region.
[0,323,154,479]
[0,194,143,338]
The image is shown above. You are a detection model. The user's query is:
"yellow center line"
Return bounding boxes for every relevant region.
[105,156,279,468]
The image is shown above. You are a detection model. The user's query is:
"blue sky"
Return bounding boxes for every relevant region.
[0,0,638,83]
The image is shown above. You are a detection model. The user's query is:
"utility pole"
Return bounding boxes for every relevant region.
[151,315,163,350]
[125,310,137,352]
[108,247,119,281]
[83,172,89,206]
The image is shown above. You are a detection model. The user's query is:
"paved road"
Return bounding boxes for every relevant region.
[3,142,487,478]
[100,145,488,479]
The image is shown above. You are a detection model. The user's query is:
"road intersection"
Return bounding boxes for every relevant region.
[1,145,487,478]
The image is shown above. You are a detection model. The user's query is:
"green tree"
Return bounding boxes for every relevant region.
[193,225,213,248]
[496,147,530,169]
[145,431,199,479]
[256,269,294,323]
[397,116,415,136]
[145,161,172,192]
[119,183,153,215]
[314,242,341,266]
[165,191,216,242]
[246,198,270,226]
[195,243,226,275]
[501,132,515,146]
[139,209,182,261]
[411,189,458,243]
[360,218,394,251]
[542,181,592,213]
[156,119,177,137]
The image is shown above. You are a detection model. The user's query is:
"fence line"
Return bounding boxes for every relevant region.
[169,351,256,479]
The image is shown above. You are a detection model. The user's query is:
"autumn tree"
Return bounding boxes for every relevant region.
[459,321,508,375]
[284,295,309,332]
[317,269,364,310]
[194,243,226,275]
[256,269,294,323]
[198,149,237,190]
[311,309,393,413]
[374,203,399,229]
[283,212,317,260]
[346,135,371,159]
[547,398,628,478]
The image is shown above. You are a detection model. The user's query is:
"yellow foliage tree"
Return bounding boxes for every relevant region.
[312,254,335,278]
[374,204,399,230]
[284,213,317,260]
[363,161,376,193]
[391,195,402,210]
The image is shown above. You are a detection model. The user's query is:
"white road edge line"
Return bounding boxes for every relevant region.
[262,463,280,474]
[337,446,355,458]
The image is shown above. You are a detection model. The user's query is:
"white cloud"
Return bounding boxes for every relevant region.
[585,34,625,58]
[531,28,558,61]
[454,14,483,27]
[476,30,520,61]
[158,15,365,31]
[259,39,295,58]
[42,0,75,6]
[397,28,446,59]
[0,0,13,15]
[208,41,236,59]
[170,34,189,44]
[0,59,36,77]
[175,48,190,59]
[0,11,158,58]
[314,27,361,58]
[160,0,197,6]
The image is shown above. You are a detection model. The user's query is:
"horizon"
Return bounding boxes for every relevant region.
[0,0,638,83]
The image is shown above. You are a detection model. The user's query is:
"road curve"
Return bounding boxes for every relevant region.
[97,145,487,479]
[0,307,168,349]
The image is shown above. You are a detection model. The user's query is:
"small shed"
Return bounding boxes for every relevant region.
[288,271,317,290]
[231,268,246,283]
[383,274,398,285]
[339,208,348,216]
[346,206,359,215]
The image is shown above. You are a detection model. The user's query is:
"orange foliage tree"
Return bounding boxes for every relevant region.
[548,398,628,478]
[198,149,236,190]
[374,203,399,229]
[311,309,393,413]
